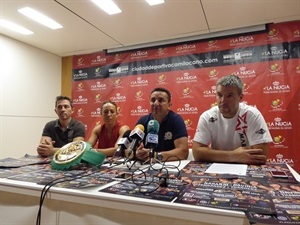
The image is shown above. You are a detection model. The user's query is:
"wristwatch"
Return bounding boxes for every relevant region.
[156,152,163,161]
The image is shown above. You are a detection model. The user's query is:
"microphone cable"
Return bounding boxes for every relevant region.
[129,156,182,194]
[130,167,159,194]
[36,164,103,225]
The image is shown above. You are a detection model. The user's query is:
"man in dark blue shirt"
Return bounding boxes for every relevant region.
[135,87,188,162]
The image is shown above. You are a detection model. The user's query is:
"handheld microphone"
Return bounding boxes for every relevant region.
[114,130,132,158]
[145,120,160,160]
[127,124,145,157]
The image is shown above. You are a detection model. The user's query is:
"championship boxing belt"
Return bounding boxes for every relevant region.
[51,141,106,170]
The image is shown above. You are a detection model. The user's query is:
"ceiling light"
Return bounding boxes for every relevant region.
[0,19,33,35]
[91,0,122,15]
[146,0,165,6]
[18,7,63,29]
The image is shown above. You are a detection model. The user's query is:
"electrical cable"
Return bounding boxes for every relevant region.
[36,156,183,224]
[129,156,182,194]
[36,164,102,225]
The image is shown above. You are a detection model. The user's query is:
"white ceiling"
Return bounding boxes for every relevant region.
[1,0,299,57]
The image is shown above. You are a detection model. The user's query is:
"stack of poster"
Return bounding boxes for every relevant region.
[1,155,299,224]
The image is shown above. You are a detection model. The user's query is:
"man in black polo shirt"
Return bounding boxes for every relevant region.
[37,96,85,157]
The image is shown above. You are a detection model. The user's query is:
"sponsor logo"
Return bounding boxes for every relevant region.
[203,86,216,97]
[223,51,252,63]
[268,154,294,164]
[130,50,148,60]
[263,81,290,94]
[157,48,166,56]
[73,70,88,80]
[272,135,286,145]
[267,28,279,38]
[261,46,288,59]
[77,108,84,117]
[91,81,106,91]
[135,91,144,100]
[76,83,85,91]
[208,40,217,46]
[176,44,197,53]
[296,65,300,74]
[229,35,254,46]
[269,63,281,73]
[94,67,106,78]
[110,93,126,102]
[271,99,284,110]
[176,103,199,115]
[95,94,102,103]
[73,96,88,104]
[109,66,129,75]
[91,55,106,65]
[114,78,123,88]
[267,117,292,130]
[91,108,101,117]
[130,105,149,116]
[208,69,219,78]
[182,87,192,96]
[114,54,122,61]
[205,40,221,51]
[130,77,148,87]
[294,29,300,38]
[177,72,197,83]
[157,74,167,83]
[184,119,193,127]
[76,57,85,66]
[232,66,256,78]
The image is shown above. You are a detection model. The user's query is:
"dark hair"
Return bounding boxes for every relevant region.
[216,75,244,95]
[151,87,171,102]
[55,96,73,108]
[101,100,118,112]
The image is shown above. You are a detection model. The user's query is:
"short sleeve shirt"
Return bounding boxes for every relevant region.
[42,118,86,148]
[136,110,188,152]
[193,103,272,150]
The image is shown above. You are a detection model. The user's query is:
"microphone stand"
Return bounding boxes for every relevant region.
[125,144,143,170]
[109,148,126,166]
[142,148,153,165]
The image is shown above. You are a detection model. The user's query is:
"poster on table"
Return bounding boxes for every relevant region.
[72,21,300,173]
[246,185,300,224]
[99,168,187,202]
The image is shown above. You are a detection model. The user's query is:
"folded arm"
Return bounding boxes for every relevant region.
[192,141,268,165]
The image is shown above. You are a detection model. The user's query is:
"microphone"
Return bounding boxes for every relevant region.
[127,124,145,158]
[114,130,132,158]
[145,120,160,159]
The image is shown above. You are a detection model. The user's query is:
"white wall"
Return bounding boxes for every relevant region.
[0,34,61,158]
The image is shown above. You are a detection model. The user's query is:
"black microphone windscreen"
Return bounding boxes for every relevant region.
[123,130,132,138]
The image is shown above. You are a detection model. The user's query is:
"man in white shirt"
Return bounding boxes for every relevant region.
[192,75,272,165]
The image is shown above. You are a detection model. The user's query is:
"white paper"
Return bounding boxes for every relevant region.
[286,163,300,182]
[205,163,248,176]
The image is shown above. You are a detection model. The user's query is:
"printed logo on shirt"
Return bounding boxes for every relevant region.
[255,128,267,135]
[236,112,248,135]
[236,112,248,147]
[238,133,247,147]
[164,132,172,140]
[209,117,217,123]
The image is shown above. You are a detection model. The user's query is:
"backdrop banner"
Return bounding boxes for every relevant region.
[72,21,300,172]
